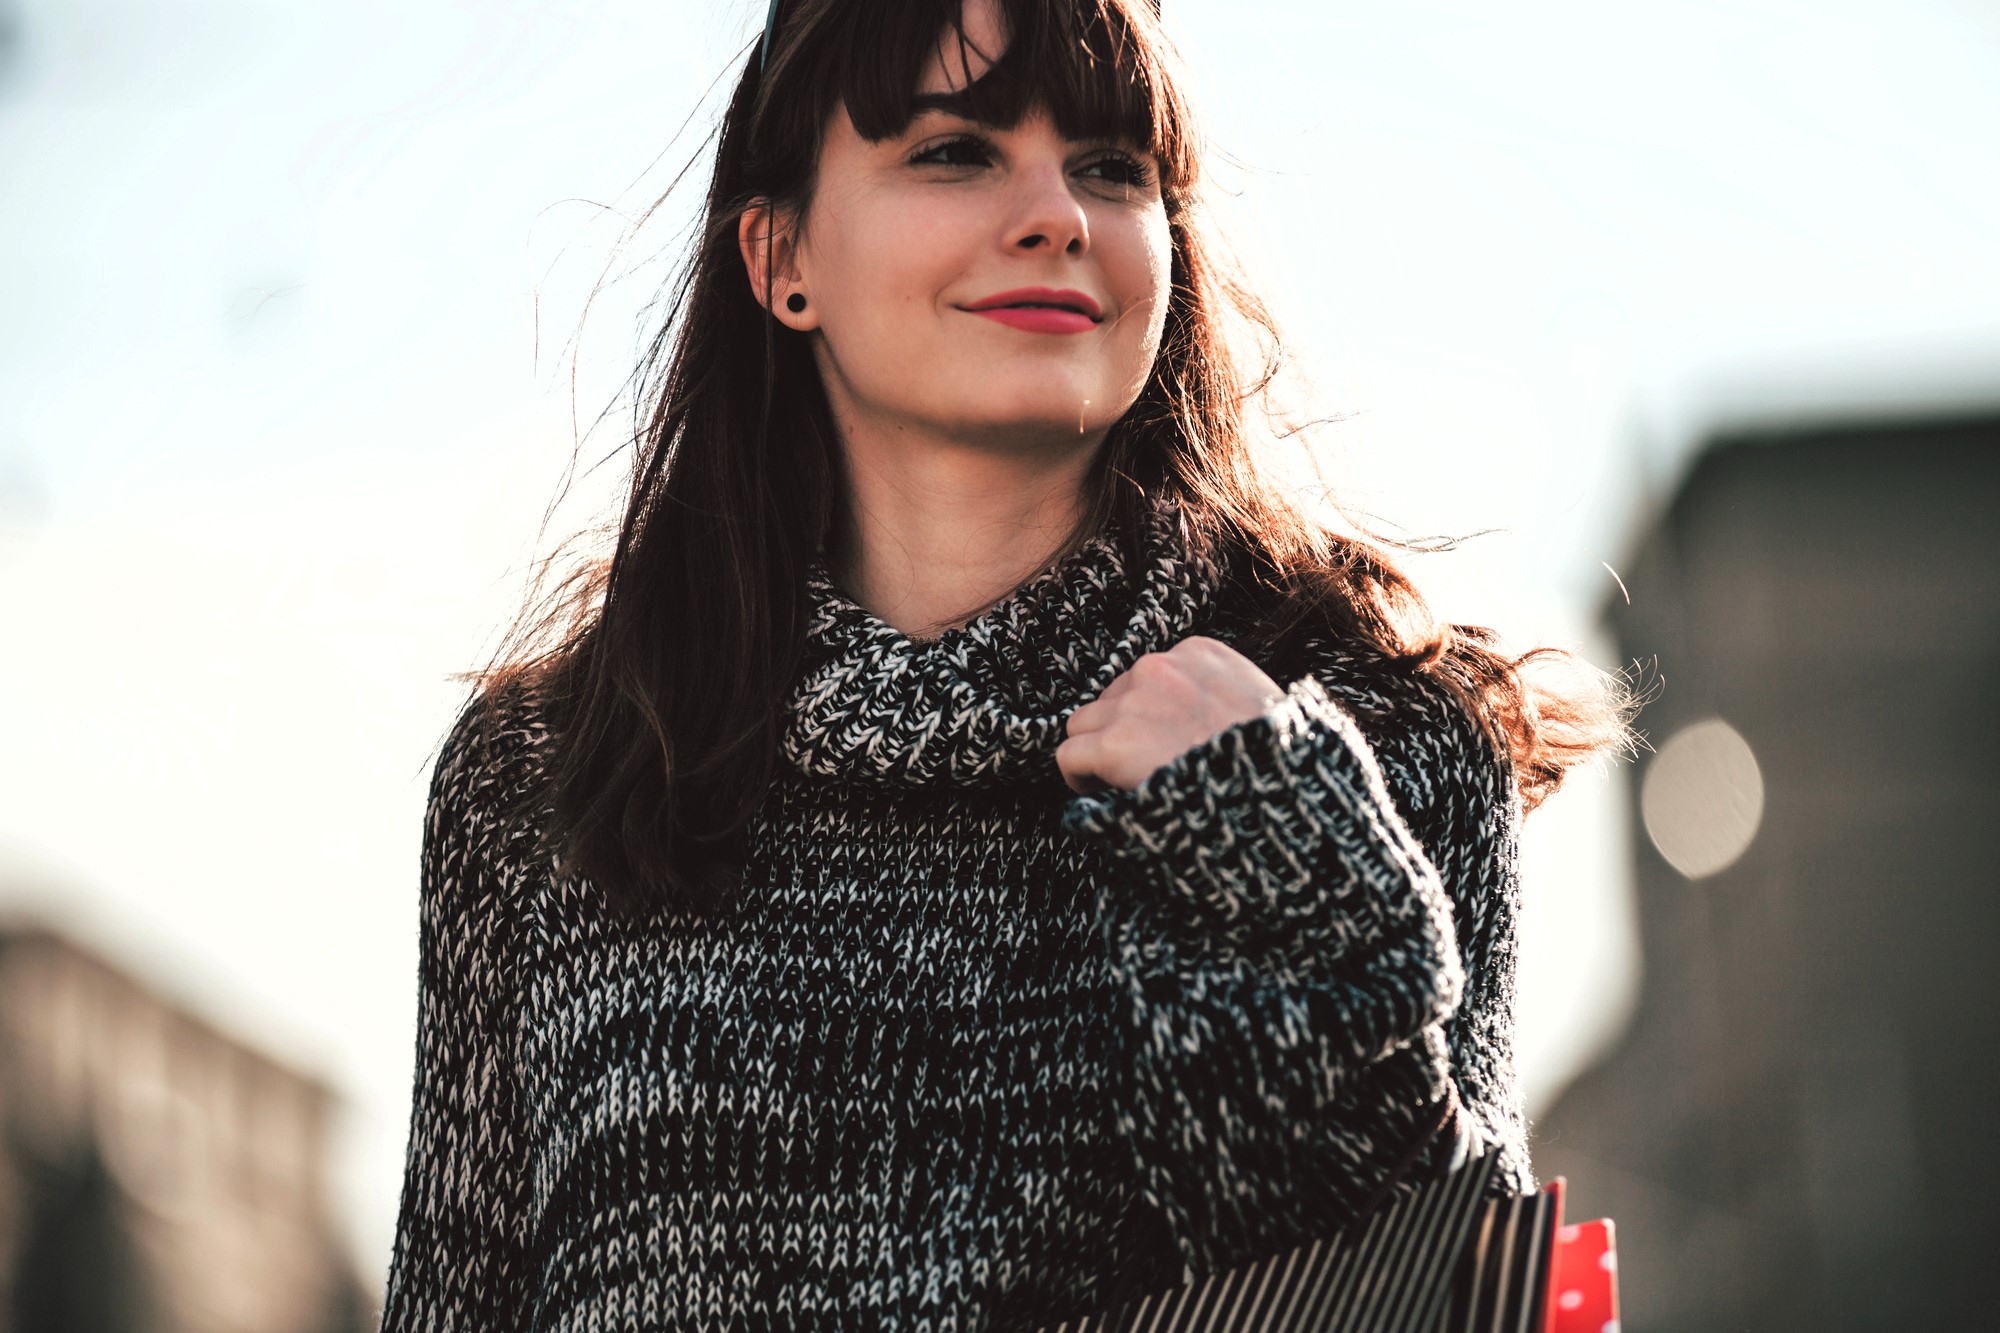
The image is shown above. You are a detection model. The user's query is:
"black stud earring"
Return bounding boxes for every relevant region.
[785,292,807,313]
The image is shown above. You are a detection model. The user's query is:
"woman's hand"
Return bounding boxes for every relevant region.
[1057,636,1288,796]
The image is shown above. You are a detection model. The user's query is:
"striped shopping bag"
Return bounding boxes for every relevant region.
[1035,1105,1619,1333]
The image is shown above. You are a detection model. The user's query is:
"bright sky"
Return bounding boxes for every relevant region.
[3,0,1997,1290]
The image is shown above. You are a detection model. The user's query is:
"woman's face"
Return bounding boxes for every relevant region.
[770,0,1172,454]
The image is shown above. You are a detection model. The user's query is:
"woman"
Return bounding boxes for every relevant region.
[379,0,1631,1328]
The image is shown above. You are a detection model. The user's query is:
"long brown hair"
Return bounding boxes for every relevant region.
[465,0,1635,917]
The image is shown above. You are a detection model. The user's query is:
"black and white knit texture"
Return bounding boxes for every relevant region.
[378,497,1533,1332]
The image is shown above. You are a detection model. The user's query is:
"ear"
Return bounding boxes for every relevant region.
[737,198,818,330]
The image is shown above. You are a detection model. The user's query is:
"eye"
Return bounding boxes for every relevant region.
[909,134,994,169]
[1078,150,1156,191]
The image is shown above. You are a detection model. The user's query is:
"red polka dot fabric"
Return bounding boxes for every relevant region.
[1548,1215,1619,1333]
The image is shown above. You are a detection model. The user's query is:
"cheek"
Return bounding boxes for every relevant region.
[1111,213,1174,358]
[810,195,972,352]
[1145,219,1173,317]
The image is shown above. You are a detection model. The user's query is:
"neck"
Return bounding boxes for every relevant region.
[827,413,1106,642]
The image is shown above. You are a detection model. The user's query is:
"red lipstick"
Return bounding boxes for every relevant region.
[961,287,1104,335]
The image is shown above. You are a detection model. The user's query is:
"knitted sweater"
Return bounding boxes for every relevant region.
[378,496,1532,1332]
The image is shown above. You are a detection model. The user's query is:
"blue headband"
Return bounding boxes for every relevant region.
[759,0,785,73]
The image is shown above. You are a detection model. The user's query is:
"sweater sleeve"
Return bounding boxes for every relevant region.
[1378,675,1536,1199]
[379,696,537,1332]
[1061,671,1475,1275]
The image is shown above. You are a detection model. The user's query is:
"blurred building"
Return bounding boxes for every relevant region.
[0,923,373,1333]
[1531,412,2000,1329]
[0,0,18,96]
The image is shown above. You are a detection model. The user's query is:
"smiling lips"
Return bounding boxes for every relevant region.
[961,287,1104,335]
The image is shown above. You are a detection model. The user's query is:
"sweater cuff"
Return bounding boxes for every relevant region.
[1061,673,1408,951]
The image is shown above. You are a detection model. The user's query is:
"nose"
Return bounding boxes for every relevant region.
[1003,161,1089,257]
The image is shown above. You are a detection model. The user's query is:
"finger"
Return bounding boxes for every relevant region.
[1065,670,1134,734]
[1094,667,1138,706]
[1065,698,1112,735]
[1054,730,1110,794]
[1168,633,1229,658]
[1162,636,1236,689]
[1065,770,1108,796]
[1165,636,1284,712]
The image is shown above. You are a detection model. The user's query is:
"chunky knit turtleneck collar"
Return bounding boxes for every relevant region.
[781,494,1227,790]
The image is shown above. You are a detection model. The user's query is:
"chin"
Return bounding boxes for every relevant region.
[956,381,1131,437]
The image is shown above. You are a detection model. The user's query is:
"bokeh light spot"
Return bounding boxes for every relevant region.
[1640,718,1765,879]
